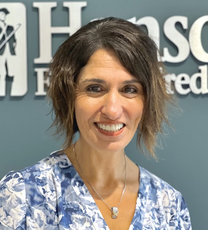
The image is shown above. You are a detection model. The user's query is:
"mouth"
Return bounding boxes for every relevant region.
[95,123,125,132]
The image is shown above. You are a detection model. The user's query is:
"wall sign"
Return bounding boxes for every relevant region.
[0,2,207,97]
[0,3,27,97]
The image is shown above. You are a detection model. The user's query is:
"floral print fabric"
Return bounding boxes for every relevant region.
[0,151,192,229]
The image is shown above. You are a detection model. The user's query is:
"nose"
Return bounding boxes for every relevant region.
[101,90,123,120]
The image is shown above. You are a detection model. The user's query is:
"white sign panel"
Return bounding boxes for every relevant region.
[0,2,207,97]
[0,3,27,96]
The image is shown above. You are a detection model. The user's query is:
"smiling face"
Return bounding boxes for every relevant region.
[75,49,144,153]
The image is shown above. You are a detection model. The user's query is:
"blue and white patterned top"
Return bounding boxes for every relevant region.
[0,151,192,230]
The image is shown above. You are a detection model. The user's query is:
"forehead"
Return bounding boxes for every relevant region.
[87,49,122,68]
[77,49,136,82]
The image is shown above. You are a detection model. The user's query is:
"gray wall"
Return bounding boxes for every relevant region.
[0,0,208,229]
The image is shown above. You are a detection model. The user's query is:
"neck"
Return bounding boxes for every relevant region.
[67,138,126,186]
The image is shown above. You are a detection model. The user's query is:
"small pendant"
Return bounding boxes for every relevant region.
[111,207,119,219]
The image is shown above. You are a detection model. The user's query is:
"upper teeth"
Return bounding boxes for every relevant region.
[97,123,124,132]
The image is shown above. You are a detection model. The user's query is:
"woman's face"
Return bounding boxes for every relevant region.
[75,49,144,153]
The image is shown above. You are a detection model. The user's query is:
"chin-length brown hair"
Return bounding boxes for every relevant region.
[48,17,172,157]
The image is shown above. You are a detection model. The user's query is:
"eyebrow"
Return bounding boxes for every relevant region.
[79,78,140,84]
[79,78,106,84]
[123,79,140,84]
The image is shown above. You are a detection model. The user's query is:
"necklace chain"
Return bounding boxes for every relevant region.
[73,144,127,219]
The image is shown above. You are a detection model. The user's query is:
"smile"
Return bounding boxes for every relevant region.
[95,123,125,132]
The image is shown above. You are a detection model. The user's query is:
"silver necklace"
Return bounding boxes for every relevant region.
[73,144,127,219]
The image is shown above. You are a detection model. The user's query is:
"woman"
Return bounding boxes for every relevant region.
[0,17,191,229]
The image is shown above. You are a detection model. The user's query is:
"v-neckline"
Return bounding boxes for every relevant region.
[61,152,144,230]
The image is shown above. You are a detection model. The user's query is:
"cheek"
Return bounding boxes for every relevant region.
[130,100,144,121]
[74,98,96,126]
[75,103,87,125]
[131,107,144,130]
[75,96,102,117]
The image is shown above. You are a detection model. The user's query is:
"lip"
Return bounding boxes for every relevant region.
[94,122,125,137]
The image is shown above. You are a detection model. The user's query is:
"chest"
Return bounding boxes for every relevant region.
[93,189,139,230]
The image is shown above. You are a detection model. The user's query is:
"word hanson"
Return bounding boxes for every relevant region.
[32,2,208,96]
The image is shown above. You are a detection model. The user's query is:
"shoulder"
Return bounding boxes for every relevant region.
[0,150,72,190]
[139,166,185,205]
[17,150,72,177]
[0,151,72,229]
[139,166,178,191]
[138,167,192,229]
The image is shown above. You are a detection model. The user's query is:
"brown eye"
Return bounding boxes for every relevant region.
[86,85,102,92]
[123,86,138,94]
